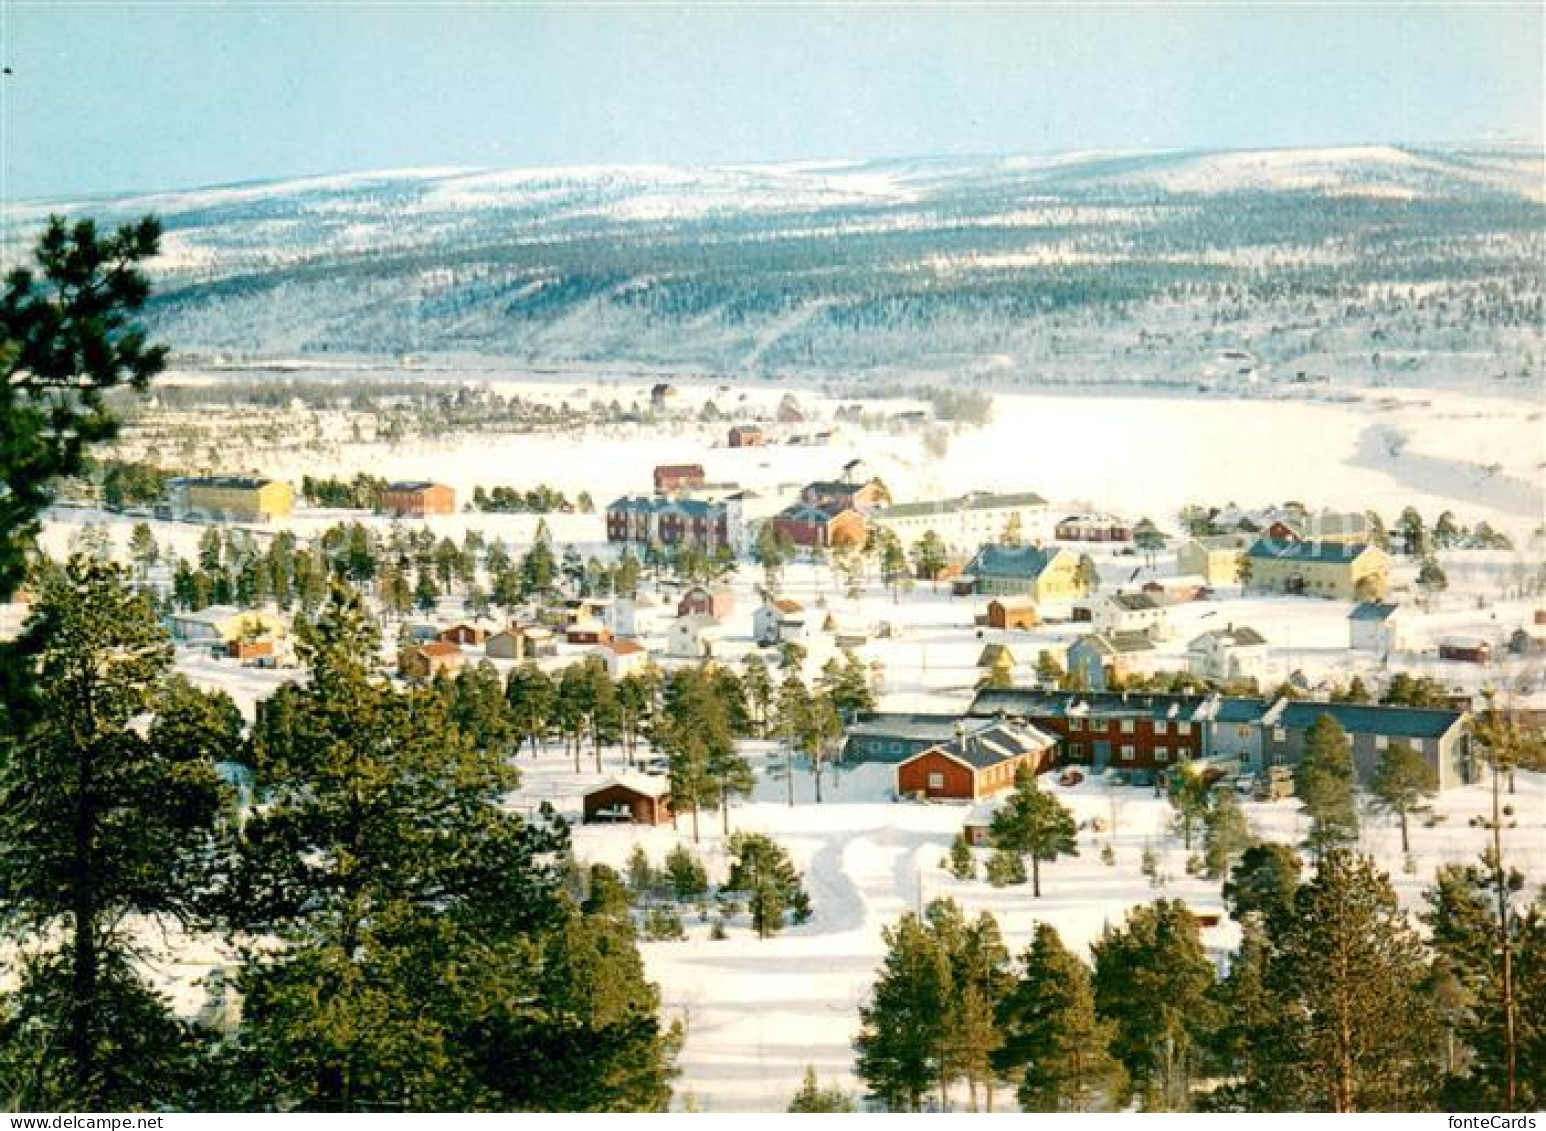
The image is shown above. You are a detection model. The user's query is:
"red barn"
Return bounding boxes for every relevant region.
[895,722,1056,801]
[583,776,673,825]
[382,481,456,517]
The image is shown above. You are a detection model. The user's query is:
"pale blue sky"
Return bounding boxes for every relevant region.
[2,2,1541,198]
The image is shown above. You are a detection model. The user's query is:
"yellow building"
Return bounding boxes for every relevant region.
[1246,540,1389,601]
[966,544,1082,601]
[175,476,294,522]
[169,605,288,645]
[1176,534,1254,586]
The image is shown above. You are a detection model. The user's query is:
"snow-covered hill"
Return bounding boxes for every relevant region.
[3,145,1541,383]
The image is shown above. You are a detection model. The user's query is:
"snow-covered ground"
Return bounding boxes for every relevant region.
[515,736,1545,1112]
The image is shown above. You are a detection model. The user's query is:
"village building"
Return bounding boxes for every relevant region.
[169,605,287,646]
[1054,513,1132,543]
[667,614,722,659]
[583,775,673,825]
[605,496,735,552]
[1175,534,1254,586]
[381,481,455,517]
[1348,601,1414,654]
[437,623,489,647]
[841,713,986,764]
[964,544,1081,601]
[484,629,525,661]
[596,637,650,680]
[398,641,465,681]
[649,383,678,411]
[677,584,735,621]
[985,596,1039,630]
[1186,625,1269,684]
[653,463,706,493]
[1438,636,1492,665]
[728,424,766,448]
[1246,539,1389,600]
[1142,575,1209,603]
[1090,592,1172,640]
[754,598,808,646]
[799,477,889,514]
[1067,632,1158,691]
[772,503,867,550]
[565,621,611,646]
[895,721,1057,801]
[165,476,294,522]
[869,491,1052,556]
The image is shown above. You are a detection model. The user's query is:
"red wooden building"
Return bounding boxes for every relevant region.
[653,463,707,492]
[895,722,1056,801]
[382,481,456,517]
[728,425,766,448]
[678,584,735,621]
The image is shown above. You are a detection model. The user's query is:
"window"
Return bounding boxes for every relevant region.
[1374,735,1388,751]
[1178,722,1192,736]
[1272,727,1286,743]
[888,741,904,754]
[1237,725,1251,738]
[1120,745,1135,761]
[1121,719,1136,734]
[1155,747,1169,763]
[928,772,945,790]
[1070,718,1085,732]
[1155,720,1169,735]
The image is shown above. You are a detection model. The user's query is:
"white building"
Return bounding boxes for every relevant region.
[1091,593,1171,640]
[753,598,810,646]
[667,614,723,659]
[1348,602,1413,656]
[1187,625,1270,684]
[870,491,1052,557]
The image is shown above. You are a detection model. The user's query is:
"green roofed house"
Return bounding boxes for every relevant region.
[1246,538,1388,600]
[964,543,1081,601]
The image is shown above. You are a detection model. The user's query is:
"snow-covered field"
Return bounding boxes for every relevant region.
[19,373,1546,1110]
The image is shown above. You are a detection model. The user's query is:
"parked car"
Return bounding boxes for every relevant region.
[1058,768,1085,787]
[1131,769,1157,789]
[1107,771,1131,787]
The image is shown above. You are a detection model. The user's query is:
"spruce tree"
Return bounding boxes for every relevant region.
[1202,788,1255,880]
[988,766,1077,897]
[0,558,233,1109]
[1223,842,1302,932]
[724,832,809,939]
[948,831,976,880]
[1369,739,1438,854]
[1091,898,1217,1110]
[996,923,1126,1112]
[854,913,952,1111]
[1296,714,1360,862]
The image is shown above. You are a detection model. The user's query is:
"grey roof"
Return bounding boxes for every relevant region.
[386,481,445,491]
[180,475,279,490]
[878,490,1047,520]
[1190,625,1268,648]
[969,687,1212,721]
[1247,539,1377,564]
[1277,701,1466,740]
[1073,631,1156,656]
[1110,592,1167,612]
[1349,601,1402,622]
[847,712,984,743]
[915,721,1055,771]
[1191,533,1255,552]
[967,543,1062,581]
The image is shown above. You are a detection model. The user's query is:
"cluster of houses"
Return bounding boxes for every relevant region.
[158,475,459,523]
[770,468,889,550]
[847,684,1476,804]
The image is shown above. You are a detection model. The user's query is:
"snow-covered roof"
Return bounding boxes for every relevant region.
[589,774,671,799]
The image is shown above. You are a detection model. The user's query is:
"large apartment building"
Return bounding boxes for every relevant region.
[165,476,294,522]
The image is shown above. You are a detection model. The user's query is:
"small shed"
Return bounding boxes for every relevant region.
[986,597,1039,631]
[1438,636,1491,665]
[583,775,673,825]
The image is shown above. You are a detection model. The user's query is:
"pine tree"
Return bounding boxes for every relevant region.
[1223,842,1302,932]
[1167,762,1212,850]
[1296,714,1360,862]
[948,832,976,880]
[996,923,1125,1111]
[1369,739,1438,854]
[1202,788,1255,880]
[0,558,233,1109]
[1203,918,1298,1111]
[229,582,672,1109]
[910,531,947,586]
[1092,899,1217,1110]
[854,913,952,1111]
[988,766,1077,898]
[0,217,167,601]
[787,1065,856,1112]
[663,844,708,902]
[504,663,556,755]
[1273,851,1442,1111]
[724,832,809,939]
[929,902,1013,1111]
